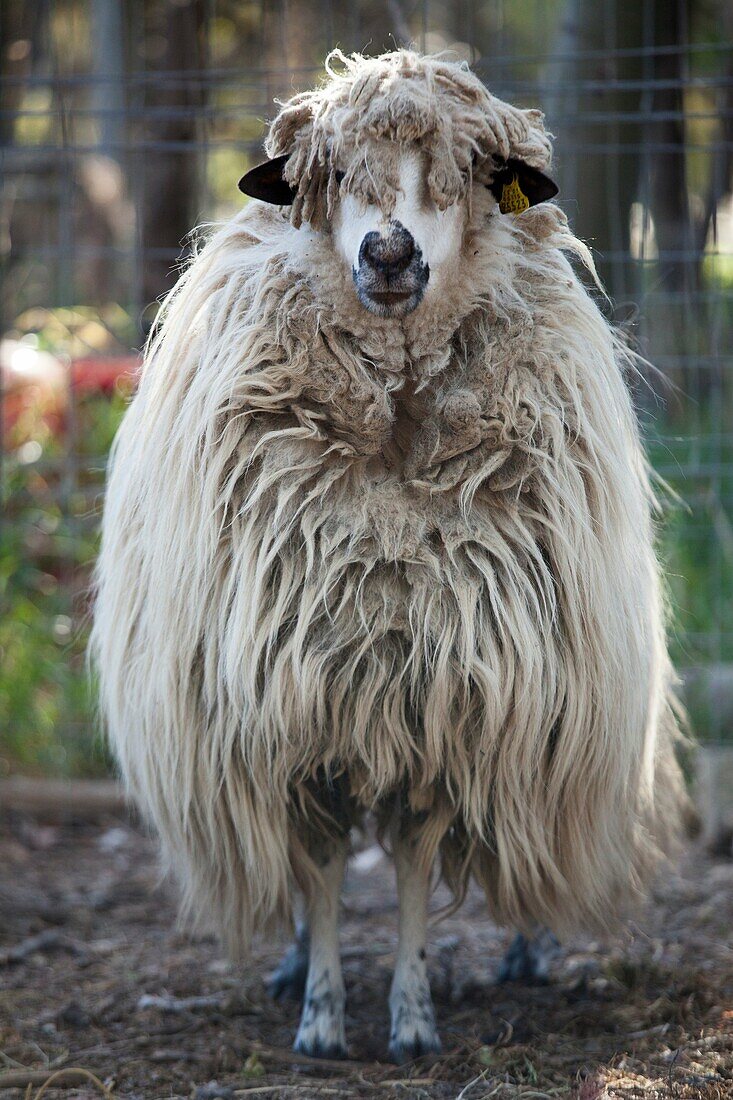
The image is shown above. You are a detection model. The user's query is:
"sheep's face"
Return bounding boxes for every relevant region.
[239,52,559,323]
[331,148,464,319]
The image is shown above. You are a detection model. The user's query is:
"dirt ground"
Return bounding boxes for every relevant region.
[1,811,731,1100]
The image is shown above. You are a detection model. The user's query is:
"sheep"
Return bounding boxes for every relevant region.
[92,49,686,1063]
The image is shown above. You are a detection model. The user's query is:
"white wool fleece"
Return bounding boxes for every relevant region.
[92,50,685,958]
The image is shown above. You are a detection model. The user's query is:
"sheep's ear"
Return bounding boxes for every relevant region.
[488,158,558,214]
[238,154,296,205]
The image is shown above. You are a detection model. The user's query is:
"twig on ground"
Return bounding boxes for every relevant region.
[31,1067,112,1099]
[0,1067,111,1094]
[247,1041,379,1074]
[149,1048,205,1063]
[0,1050,28,1069]
[0,930,82,967]
[454,1072,488,1100]
[233,1088,344,1096]
[136,992,226,1014]
[372,1079,436,1087]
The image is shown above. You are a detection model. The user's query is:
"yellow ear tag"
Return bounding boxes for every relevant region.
[499,174,530,215]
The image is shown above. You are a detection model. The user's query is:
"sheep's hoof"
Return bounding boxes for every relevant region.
[497,930,560,984]
[268,934,309,1001]
[293,1033,347,1060]
[388,988,441,1064]
[388,1031,441,1065]
[293,983,347,1060]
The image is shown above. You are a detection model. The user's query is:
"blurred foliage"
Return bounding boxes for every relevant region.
[641,244,733,690]
[702,252,733,289]
[11,304,138,359]
[1,306,135,777]
[1,465,104,778]
[648,430,733,670]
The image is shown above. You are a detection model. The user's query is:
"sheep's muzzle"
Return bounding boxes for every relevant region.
[352,219,429,318]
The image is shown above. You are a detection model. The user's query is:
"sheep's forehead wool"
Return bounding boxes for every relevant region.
[265,49,552,224]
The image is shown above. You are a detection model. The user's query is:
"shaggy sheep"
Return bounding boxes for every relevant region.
[92,49,685,1062]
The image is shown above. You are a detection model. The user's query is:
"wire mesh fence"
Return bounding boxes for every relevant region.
[1,0,732,774]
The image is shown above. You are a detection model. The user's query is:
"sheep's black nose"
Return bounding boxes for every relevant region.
[359,223,415,277]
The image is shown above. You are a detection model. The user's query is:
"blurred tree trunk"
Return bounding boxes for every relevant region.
[643,0,695,399]
[651,0,733,283]
[91,0,125,159]
[0,0,37,147]
[140,0,207,313]
[546,0,732,408]
[648,1,692,292]
[1,0,43,333]
[544,0,645,302]
[643,0,732,403]
[698,4,733,252]
[692,1,733,405]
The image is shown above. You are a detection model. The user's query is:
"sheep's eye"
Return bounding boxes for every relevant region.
[335,169,345,185]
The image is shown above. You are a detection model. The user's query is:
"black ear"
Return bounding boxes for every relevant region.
[238,154,297,205]
[488,158,558,214]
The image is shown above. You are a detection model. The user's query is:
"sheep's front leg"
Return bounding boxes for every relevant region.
[293,836,348,1059]
[388,815,441,1063]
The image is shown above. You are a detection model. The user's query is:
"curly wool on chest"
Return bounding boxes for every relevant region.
[225,465,553,785]
[205,313,595,815]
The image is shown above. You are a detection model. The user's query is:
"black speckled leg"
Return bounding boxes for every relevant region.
[292,837,348,1059]
[268,922,310,1002]
[388,810,441,1064]
[497,929,560,984]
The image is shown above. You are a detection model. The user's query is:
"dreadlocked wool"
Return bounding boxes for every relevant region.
[92,50,685,956]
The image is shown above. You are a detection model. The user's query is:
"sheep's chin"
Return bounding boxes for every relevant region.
[354,281,425,318]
